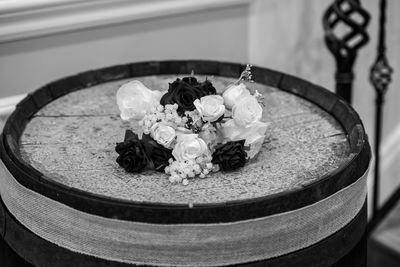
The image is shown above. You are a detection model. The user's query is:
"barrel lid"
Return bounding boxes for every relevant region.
[0,60,371,223]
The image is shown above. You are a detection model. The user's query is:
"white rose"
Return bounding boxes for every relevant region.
[174,126,192,136]
[219,119,269,159]
[232,95,263,127]
[193,95,225,122]
[172,134,209,162]
[116,80,163,121]
[222,83,250,109]
[150,123,176,148]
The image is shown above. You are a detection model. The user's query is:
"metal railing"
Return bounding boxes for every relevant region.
[323,0,394,235]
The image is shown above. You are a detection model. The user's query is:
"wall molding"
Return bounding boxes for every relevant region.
[0,0,251,43]
[0,0,83,15]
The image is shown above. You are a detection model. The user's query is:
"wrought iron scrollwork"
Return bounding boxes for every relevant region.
[323,0,370,103]
[370,0,393,96]
[368,0,393,231]
[370,56,393,95]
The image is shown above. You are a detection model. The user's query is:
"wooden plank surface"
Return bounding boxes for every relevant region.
[18,75,352,204]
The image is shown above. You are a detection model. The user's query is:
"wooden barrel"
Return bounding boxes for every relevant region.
[0,60,370,267]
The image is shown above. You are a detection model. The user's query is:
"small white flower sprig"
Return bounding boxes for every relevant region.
[234,64,253,85]
[115,65,269,185]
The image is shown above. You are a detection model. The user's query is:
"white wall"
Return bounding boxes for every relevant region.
[249,0,400,207]
[0,0,250,98]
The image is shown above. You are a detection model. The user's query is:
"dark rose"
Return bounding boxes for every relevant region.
[181,76,198,86]
[141,134,173,172]
[115,131,148,173]
[160,76,216,113]
[212,140,247,171]
[115,139,134,155]
[181,77,216,95]
[197,79,216,95]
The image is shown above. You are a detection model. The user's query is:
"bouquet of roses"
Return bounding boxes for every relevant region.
[115,65,269,185]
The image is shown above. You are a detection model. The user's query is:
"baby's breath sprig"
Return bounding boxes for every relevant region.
[184,110,203,133]
[234,64,253,85]
[139,104,186,134]
[199,122,219,152]
[165,155,215,185]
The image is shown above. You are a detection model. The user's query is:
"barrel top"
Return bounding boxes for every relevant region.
[18,74,352,204]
